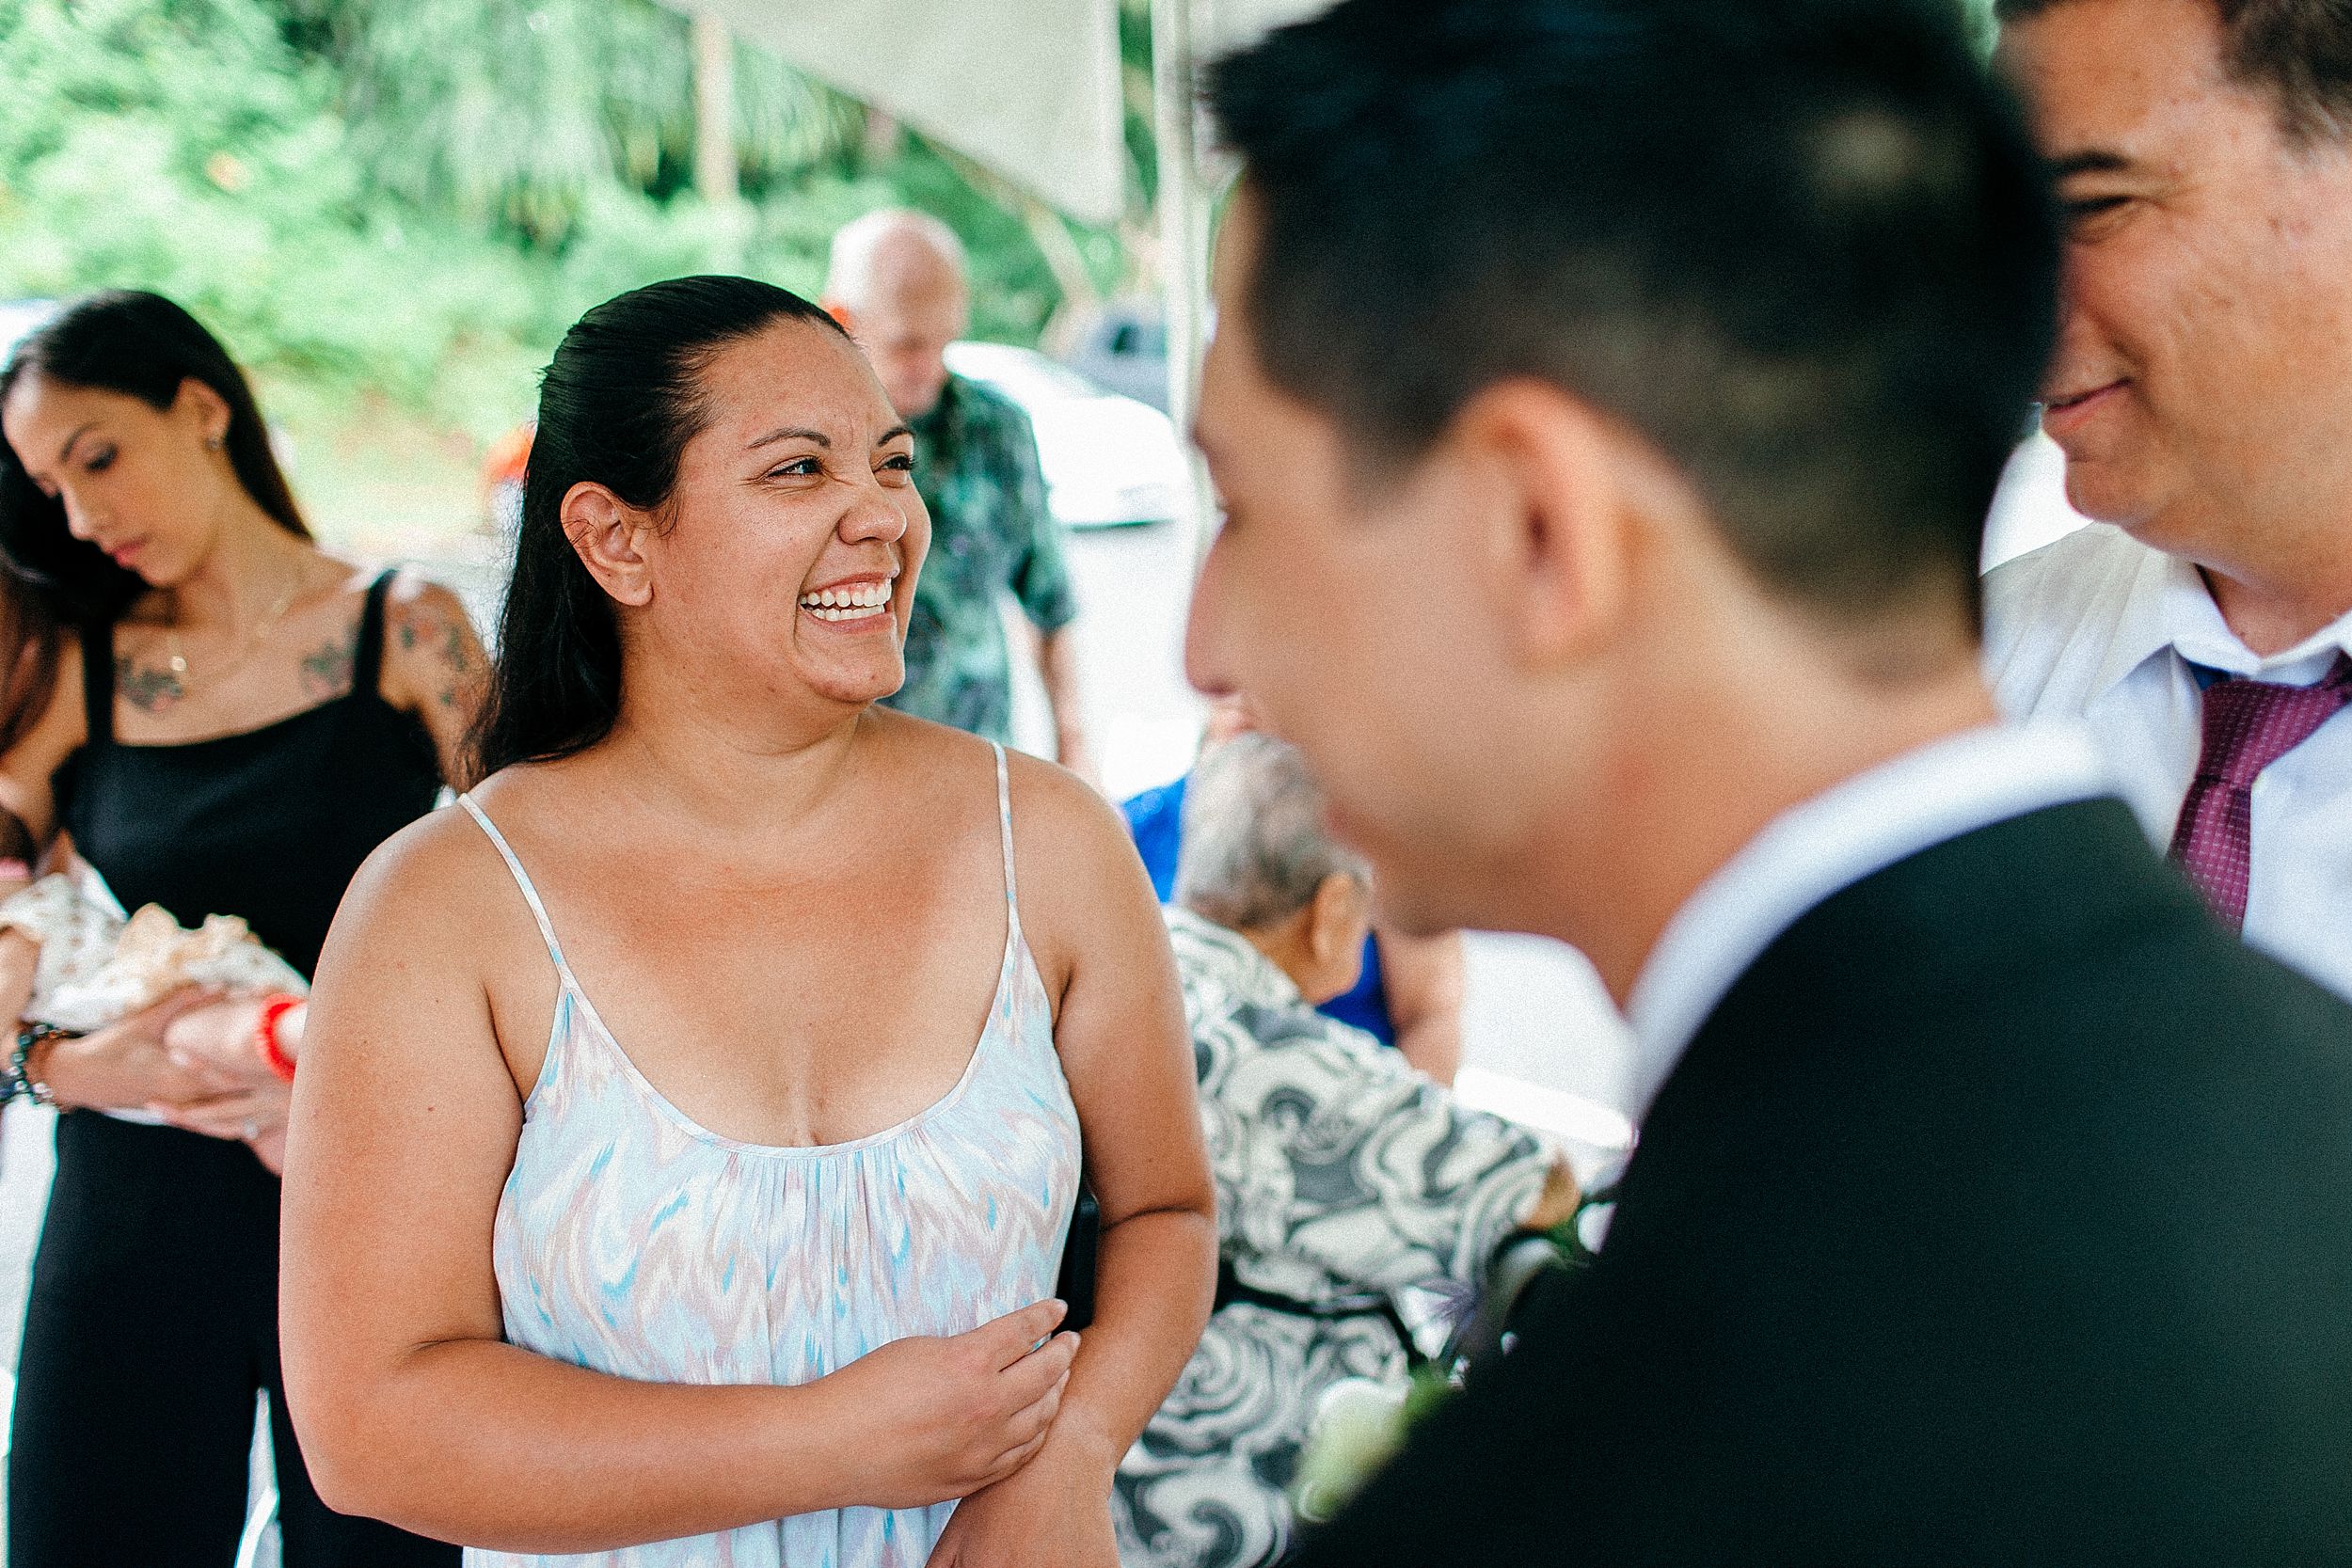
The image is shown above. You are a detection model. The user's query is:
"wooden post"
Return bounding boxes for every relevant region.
[692,9,739,209]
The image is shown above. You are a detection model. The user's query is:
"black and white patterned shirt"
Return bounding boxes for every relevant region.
[1114,909,1549,1568]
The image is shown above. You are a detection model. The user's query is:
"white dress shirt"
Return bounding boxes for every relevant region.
[1622,723,2114,1123]
[1984,523,2352,1004]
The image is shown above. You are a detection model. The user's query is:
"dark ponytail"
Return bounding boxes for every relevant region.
[0,291,305,749]
[469,276,848,780]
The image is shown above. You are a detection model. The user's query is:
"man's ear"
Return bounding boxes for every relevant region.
[1308,872,1366,966]
[562,482,657,608]
[1452,379,1639,672]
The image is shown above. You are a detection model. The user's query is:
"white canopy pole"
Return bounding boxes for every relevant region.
[1154,0,1222,568]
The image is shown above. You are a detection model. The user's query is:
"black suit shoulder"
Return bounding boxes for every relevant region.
[1292,802,2352,1567]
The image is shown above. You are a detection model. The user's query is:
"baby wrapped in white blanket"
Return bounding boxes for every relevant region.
[0,865,308,1035]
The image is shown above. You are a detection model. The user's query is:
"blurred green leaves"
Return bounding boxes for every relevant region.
[0,0,1124,439]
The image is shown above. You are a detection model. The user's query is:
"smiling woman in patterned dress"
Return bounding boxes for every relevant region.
[278,277,1217,1568]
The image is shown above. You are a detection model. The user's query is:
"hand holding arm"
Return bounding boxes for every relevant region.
[928,761,1216,1568]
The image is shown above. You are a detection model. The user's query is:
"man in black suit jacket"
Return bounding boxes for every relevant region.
[1177,0,2352,1560]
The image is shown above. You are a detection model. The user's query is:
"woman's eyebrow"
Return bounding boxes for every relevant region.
[877,424,913,448]
[747,426,830,451]
[55,421,100,466]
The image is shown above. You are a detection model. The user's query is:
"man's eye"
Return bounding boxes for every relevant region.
[2065,195,2128,223]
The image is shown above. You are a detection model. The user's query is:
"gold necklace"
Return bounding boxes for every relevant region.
[164,569,302,692]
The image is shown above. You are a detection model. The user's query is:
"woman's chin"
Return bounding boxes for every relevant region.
[803,659,905,711]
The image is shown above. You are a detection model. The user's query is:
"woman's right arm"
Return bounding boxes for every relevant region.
[279,816,1079,1553]
[0,631,83,872]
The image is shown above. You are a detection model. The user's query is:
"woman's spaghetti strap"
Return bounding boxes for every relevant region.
[352,569,398,695]
[992,742,1022,942]
[457,793,574,981]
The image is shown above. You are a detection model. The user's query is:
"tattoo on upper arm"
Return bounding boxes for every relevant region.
[300,627,360,699]
[396,597,482,710]
[115,654,185,714]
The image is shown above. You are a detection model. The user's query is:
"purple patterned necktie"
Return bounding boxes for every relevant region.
[2167,651,2352,930]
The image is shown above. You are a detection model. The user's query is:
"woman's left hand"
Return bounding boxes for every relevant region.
[162,993,294,1091]
[922,1443,1121,1568]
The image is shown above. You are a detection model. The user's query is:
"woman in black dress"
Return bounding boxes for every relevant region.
[0,290,482,1565]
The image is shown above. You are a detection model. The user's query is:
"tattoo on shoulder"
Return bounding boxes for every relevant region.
[396,596,481,709]
[115,654,185,714]
[300,627,359,699]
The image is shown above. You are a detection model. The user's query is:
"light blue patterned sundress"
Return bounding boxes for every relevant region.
[456,742,1083,1568]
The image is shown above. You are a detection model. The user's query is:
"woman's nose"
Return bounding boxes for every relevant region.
[59,489,100,542]
[840,485,909,546]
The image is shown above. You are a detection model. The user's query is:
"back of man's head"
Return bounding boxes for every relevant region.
[1178,733,1370,936]
[824,208,968,311]
[1994,0,2352,140]
[1207,0,2059,628]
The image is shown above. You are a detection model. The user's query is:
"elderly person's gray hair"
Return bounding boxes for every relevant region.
[1177,733,1371,932]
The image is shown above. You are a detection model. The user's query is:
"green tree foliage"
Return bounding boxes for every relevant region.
[0,0,1132,439]
[0,0,541,413]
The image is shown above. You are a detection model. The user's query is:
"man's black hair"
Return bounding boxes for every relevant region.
[1207,0,2059,631]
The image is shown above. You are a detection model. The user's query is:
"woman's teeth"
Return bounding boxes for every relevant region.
[799,583,893,622]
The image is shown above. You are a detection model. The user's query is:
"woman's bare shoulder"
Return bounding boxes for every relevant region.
[337,793,526,952]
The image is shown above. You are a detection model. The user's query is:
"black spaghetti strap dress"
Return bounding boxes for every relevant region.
[7,570,457,1566]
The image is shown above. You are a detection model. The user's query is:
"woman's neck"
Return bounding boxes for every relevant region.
[596,697,873,847]
[164,500,314,634]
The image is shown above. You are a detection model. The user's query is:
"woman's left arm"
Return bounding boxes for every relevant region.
[378,572,490,787]
[931,759,1217,1568]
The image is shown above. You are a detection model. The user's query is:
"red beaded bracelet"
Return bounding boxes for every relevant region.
[254,993,303,1084]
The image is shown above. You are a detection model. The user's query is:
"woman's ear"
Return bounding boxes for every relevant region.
[562,482,657,608]
[171,378,233,450]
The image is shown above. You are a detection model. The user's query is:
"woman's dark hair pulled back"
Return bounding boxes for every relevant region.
[0,290,308,748]
[469,275,848,780]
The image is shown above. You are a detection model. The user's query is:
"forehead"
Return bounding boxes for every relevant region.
[688,318,900,440]
[1197,198,1359,492]
[1999,0,2264,156]
[1,373,150,453]
[1197,199,1276,467]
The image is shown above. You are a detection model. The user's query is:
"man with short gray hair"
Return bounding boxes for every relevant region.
[823,209,1093,774]
[1116,733,1572,1568]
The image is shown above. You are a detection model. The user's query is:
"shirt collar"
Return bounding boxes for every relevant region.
[2095,546,2352,696]
[1622,722,2114,1122]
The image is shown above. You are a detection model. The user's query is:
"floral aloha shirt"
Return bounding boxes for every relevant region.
[1113,910,1550,1568]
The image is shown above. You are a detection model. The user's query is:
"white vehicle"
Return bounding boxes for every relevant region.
[943,341,1191,530]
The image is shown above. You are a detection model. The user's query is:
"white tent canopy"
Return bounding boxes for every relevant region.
[667,0,1128,225]
[660,0,1332,228]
